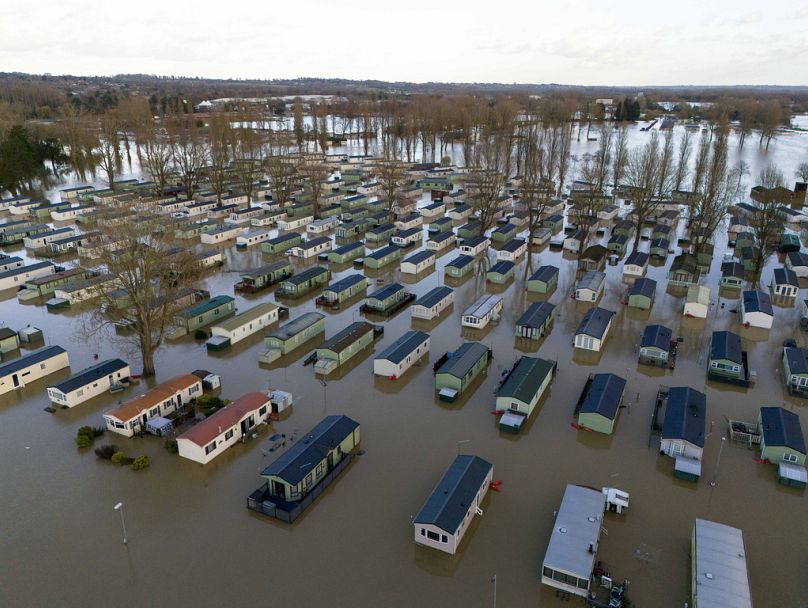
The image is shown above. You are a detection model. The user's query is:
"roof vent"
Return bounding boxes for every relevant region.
[705,573,714,580]
[558,527,567,534]
[587,516,596,523]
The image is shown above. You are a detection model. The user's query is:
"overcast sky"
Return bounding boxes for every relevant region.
[2,0,807,86]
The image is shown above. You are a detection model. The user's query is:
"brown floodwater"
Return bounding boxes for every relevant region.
[3,198,808,606]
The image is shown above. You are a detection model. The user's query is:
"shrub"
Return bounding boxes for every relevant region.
[111,451,126,464]
[131,455,150,471]
[75,435,92,449]
[94,444,118,460]
[164,439,178,454]
[197,394,222,408]
[77,426,94,439]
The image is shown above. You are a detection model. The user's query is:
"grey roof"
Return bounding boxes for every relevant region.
[368,282,404,302]
[446,254,474,269]
[784,346,808,375]
[641,324,672,350]
[413,454,493,534]
[662,387,706,447]
[721,261,744,279]
[787,251,808,268]
[268,312,325,342]
[49,359,128,394]
[742,290,773,316]
[402,250,435,265]
[318,321,374,353]
[396,227,421,238]
[575,307,615,339]
[693,519,752,608]
[760,406,806,454]
[529,265,559,283]
[579,373,626,420]
[462,235,488,248]
[516,302,555,329]
[0,345,67,377]
[366,244,399,260]
[630,277,657,299]
[283,265,328,286]
[493,223,517,234]
[429,231,455,243]
[376,330,429,364]
[298,236,331,249]
[266,232,300,245]
[500,238,526,253]
[773,267,798,287]
[243,260,291,278]
[608,233,628,244]
[542,484,604,579]
[437,342,490,378]
[332,240,364,255]
[497,356,555,403]
[260,415,359,484]
[0,261,54,279]
[650,237,670,249]
[710,331,742,364]
[176,295,234,319]
[489,260,515,275]
[414,286,453,309]
[576,270,605,292]
[325,273,365,293]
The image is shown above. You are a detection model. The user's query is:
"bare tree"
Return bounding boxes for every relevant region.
[95,112,122,190]
[265,155,297,209]
[206,115,232,204]
[747,165,786,277]
[297,157,331,219]
[673,129,693,192]
[375,159,410,216]
[795,162,808,183]
[655,129,675,199]
[232,120,264,204]
[170,115,208,199]
[140,125,173,196]
[611,126,629,192]
[623,131,662,252]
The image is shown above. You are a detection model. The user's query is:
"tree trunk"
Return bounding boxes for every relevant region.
[140,342,156,377]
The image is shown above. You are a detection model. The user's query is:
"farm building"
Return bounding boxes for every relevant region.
[527,265,559,294]
[234,261,293,293]
[362,283,411,315]
[461,295,503,329]
[173,295,236,335]
[708,331,749,386]
[328,240,365,264]
[639,324,673,366]
[314,322,376,374]
[690,519,752,608]
[0,345,69,396]
[459,235,490,257]
[103,374,202,437]
[444,255,475,279]
[319,274,367,305]
[721,261,744,288]
[577,373,627,434]
[412,286,454,320]
[541,484,605,598]
[364,244,402,270]
[373,330,430,379]
[740,290,773,329]
[771,267,798,297]
[486,260,515,284]
[496,356,556,432]
[413,455,493,555]
[46,359,130,408]
[573,307,615,352]
[684,285,710,319]
[497,238,526,261]
[208,302,278,350]
[782,346,808,398]
[660,387,706,461]
[426,231,456,251]
[434,342,491,402]
[260,312,326,364]
[628,277,657,310]
[401,250,436,275]
[288,236,332,259]
[260,232,301,254]
[275,266,329,298]
[177,392,272,464]
[515,302,555,340]
[574,271,605,302]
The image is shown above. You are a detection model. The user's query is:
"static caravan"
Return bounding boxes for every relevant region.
[0,261,56,291]
[623,251,648,278]
[307,216,339,235]
[457,221,481,239]
[783,346,808,398]
[574,271,605,302]
[362,283,411,315]
[208,302,278,349]
[419,202,446,219]
[491,223,518,243]
[413,455,493,555]
[447,204,473,221]
[0,255,24,273]
[577,373,627,434]
[740,290,773,329]
[17,268,87,302]
[314,322,376,374]
[366,223,396,244]
[335,218,372,239]
[340,193,368,211]
[47,232,99,255]
[496,238,526,262]
[277,215,314,231]
[639,324,673,366]
[50,204,94,222]
[574,307,615,352]
[23,227,75,250]
[628,277,657,310]
[515,302,555,340]
[690,519,752,608]
[496,356,555,431]
[373,330,430,379]
[527,265,559,294]
[531,228,552,248]
[0,345,70,395]
[708,331,748,386]
[236,229,272,249]
[412,286,454,320]
[444,254,475,279]
[234,261,293,293]
[288,236,332,259]
[401,250,436,275]
[183,200,218,217]
[260,312,326,363]
[8,198,42,215]
[201,225,242,244]
[660,387,706,460]
[459,235,489,257]
[395,213,423,231]
[426,231,456,251]
[486,260,515,285]
[434,342,491,401]
[392,227,422,248]
[173,295,236,334]
[103,374,202,437]
[46,359,130,408]
[177,392,272,464]
[771,267,798,297]
[541,485,605,598]
[60,185,95,200]
[428,216,454,234]
[275,266,329,298]
[461,295,503,329]
[0,328,19,356]
[261,232,302,255]
[684,285,710,319]
[328,241,365,264]
[786,251,808,278]
[364,244,401,270]
[319,274,367,304]
[225,206,264,225]
[52,274,115,306]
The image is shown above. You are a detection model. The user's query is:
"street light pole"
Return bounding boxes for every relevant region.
[710,436,726,487]
[491,575,497,608]
[114,502,127,545]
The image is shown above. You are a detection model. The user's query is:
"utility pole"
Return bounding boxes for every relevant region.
[710,436,726,487]
[491,575,497,608]
[114,502,127,545]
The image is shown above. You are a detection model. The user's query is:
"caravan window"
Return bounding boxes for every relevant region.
[784,453,799,463]
[426,530,440,542]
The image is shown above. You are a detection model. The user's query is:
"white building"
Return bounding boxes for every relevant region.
[573,307,615,352]
[23,228,75,250]
[200,225,242,244]
[496,238,526,262]
[684,285,710,319]
[277,215,314,231]
[47,359,130,408]
[623,251,648,278]
[209,302,278,346]
[740,290,774,329]
[236,229,272,249]
[458,235,490,257]
[461,294,503,329]
[288,236,332,259]
[574,271,605,302]
[426,231,456,251]
[411,286,454,320]
[306,216,339,235]
[0,261,56,291]
[0,345,70,396]
[373,330,430,379]
[401,250,435,275]
[391,227,422,247]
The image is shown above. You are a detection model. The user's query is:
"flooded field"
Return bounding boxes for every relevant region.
[2,127,808,608]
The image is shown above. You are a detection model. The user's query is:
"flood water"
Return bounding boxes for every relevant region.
[2,126,808,608]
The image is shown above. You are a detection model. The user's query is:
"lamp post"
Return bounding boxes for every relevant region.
[710,436,726,487]
[114,502,127,545]
[318,379,327,416]
[491,575,497,608]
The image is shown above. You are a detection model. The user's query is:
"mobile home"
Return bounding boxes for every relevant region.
[426,230,456,251]
[577,373,627,434]
[314,322,376,374]
[373,330,430,379]
[527,265,559,294]
[573,307,615,352]
[461,295,503,329]
[319,274,367,304]
[434,342,491,401]
[208,302,278,349]
[496,238,526,262]
[459,235,489,257]
[328,241,365,264]
[740,290,773,329]
[401,250,436,275]
[444,254,474,279]
[234,261,293,293]
[275,266,329,298]
[0,345,70,396]
[412,286,454,320]
[261,232,302,255]
[288,236,332,259]
[46,359,130,408]
[515,302,555,340]
[260,312,326,363]
[496,356,555,430]
[660,387,706,461]
[173,295,236,334]
[364,244,401,270]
